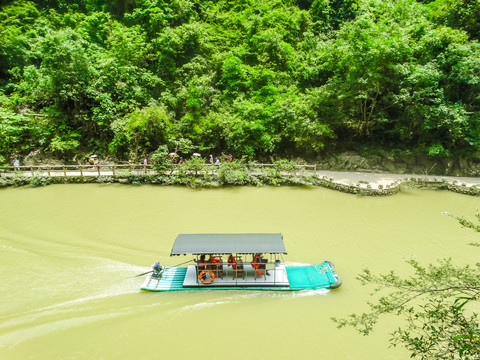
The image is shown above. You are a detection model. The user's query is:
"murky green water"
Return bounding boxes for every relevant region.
[1,184,478,359]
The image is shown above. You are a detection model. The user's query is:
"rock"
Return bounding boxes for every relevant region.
[458,158,468,171]
[404,156,416,167]
[428,162,444,175]
[315,151,480,176]
[382,159,397,173]
[446,159,457,175]
[23,150,63,166]
[394,162,408,173]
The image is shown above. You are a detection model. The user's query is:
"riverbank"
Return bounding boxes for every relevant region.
[317,170,480,196]
[318,170,480,188]
[2,164,480,196]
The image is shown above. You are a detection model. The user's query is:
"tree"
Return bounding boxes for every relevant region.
[447,210,480,247]
[333,213,480,359]
[109,103,173,161]
[34,28,93,114]
[180,155,208,176]
[0,0,40,81]
[217,158,249,185]
[427,0,480,41]
[0,97,47,155]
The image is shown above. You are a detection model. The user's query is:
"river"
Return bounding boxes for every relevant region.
[1,184,478,359]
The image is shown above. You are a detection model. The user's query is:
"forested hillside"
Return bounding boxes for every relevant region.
[1,0,479,165]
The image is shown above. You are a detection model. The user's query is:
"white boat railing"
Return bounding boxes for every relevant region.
[194,260,287,286]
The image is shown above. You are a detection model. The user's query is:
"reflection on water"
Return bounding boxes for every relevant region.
[1,184,478,359]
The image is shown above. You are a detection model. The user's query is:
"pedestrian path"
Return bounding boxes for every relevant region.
[317,170,480,189]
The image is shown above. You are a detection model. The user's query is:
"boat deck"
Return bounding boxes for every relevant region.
[286,264,338,290]
[142,267,188,291]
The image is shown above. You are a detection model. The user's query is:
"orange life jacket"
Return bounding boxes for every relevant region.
[228,255,237,270]
[251,254,261,274]
[209,256,220,270]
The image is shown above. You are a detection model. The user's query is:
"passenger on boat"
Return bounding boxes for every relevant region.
[251,253,263,275]
[227,254,237,270]
[198,254,208,270]
[208,254,222,270]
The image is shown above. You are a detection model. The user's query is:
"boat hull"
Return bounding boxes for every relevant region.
[141,261,341,292]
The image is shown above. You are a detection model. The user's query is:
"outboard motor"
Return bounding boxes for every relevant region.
[152,261,163,278]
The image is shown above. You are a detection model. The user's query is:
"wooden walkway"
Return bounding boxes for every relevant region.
[2,164,159,177]
[0,163,317,179]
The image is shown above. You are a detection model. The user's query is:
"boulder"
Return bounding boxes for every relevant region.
[382,159,397,173]
[458,158,468,171]
[23,150,63,166]
[394,162,408,173]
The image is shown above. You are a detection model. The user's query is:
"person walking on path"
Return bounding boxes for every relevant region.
[12,157,20,171]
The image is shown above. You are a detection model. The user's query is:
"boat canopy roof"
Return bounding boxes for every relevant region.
[170,233,287,256]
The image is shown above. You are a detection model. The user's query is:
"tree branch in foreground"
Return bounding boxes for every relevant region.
[332,259,480,359]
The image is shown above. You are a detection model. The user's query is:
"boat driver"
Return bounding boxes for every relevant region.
[198,254,208,270]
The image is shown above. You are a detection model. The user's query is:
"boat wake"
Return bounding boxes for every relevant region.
[0,262,145,335]
[171,288,331,315]
[0,312,122,348]
[179,300,237,313]
[290,288,330,297]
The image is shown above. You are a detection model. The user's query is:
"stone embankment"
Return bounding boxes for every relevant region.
[316,170,480,196]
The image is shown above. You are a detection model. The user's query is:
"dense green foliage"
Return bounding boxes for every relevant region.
[1,0,479,163]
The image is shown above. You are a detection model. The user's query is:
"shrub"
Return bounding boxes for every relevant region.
[29,173,53,187]
[218,160,248,185]
[96,176,114,183]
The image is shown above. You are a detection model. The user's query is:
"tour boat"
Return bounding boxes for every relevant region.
[141,233,342,292]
